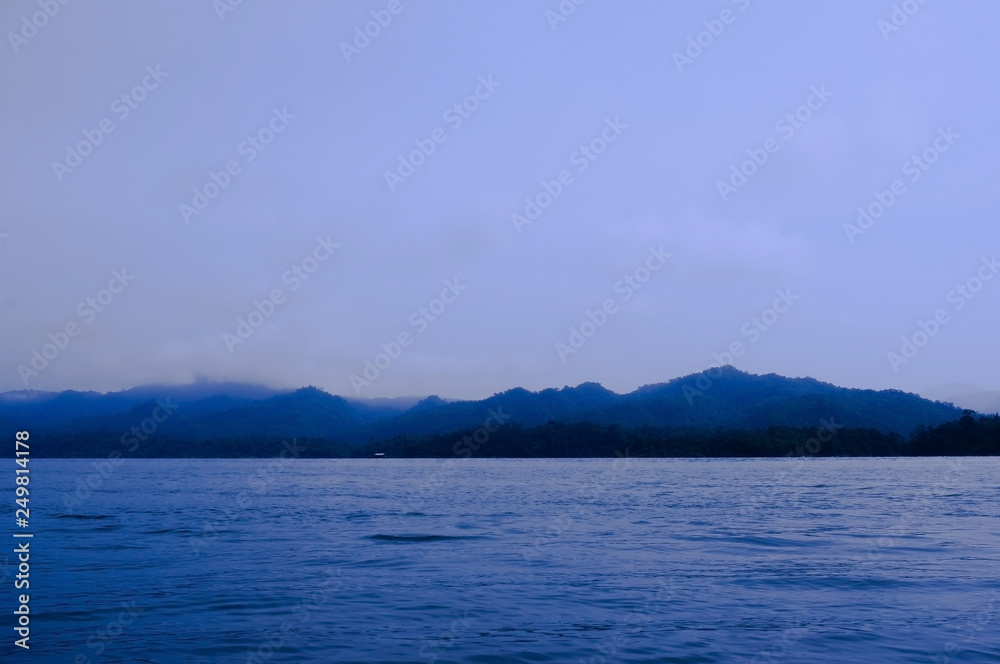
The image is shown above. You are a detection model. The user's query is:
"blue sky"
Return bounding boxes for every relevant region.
[1,0,998,399]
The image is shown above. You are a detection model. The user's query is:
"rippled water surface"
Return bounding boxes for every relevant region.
[5,457,999,662]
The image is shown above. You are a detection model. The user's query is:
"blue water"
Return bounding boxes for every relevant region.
[3,457,999,663]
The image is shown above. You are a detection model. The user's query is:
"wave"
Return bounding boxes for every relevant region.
[366,534,482,542]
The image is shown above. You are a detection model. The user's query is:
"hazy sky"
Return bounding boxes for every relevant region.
[1,1,998,400]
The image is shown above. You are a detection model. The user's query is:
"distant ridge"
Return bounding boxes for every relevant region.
[1,369,968,452]
[919,385,1000,415]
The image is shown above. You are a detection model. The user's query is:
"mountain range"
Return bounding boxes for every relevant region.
[1,368,973,455]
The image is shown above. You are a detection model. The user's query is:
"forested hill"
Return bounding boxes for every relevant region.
[1,368,974,457]
[26,412,1000,459]
[347,413,1000,459]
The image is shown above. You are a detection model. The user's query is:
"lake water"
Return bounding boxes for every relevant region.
[4,457,999,663]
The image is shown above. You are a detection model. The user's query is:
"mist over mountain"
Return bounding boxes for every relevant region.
[945,392,1000,415]
[919,384,1000,415]
[2,368,971,457]
[0,379,287,423]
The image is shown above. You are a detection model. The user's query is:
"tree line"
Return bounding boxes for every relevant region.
[31,411,1000,458]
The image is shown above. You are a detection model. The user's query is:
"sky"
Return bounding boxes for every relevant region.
[1,0,998,400]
